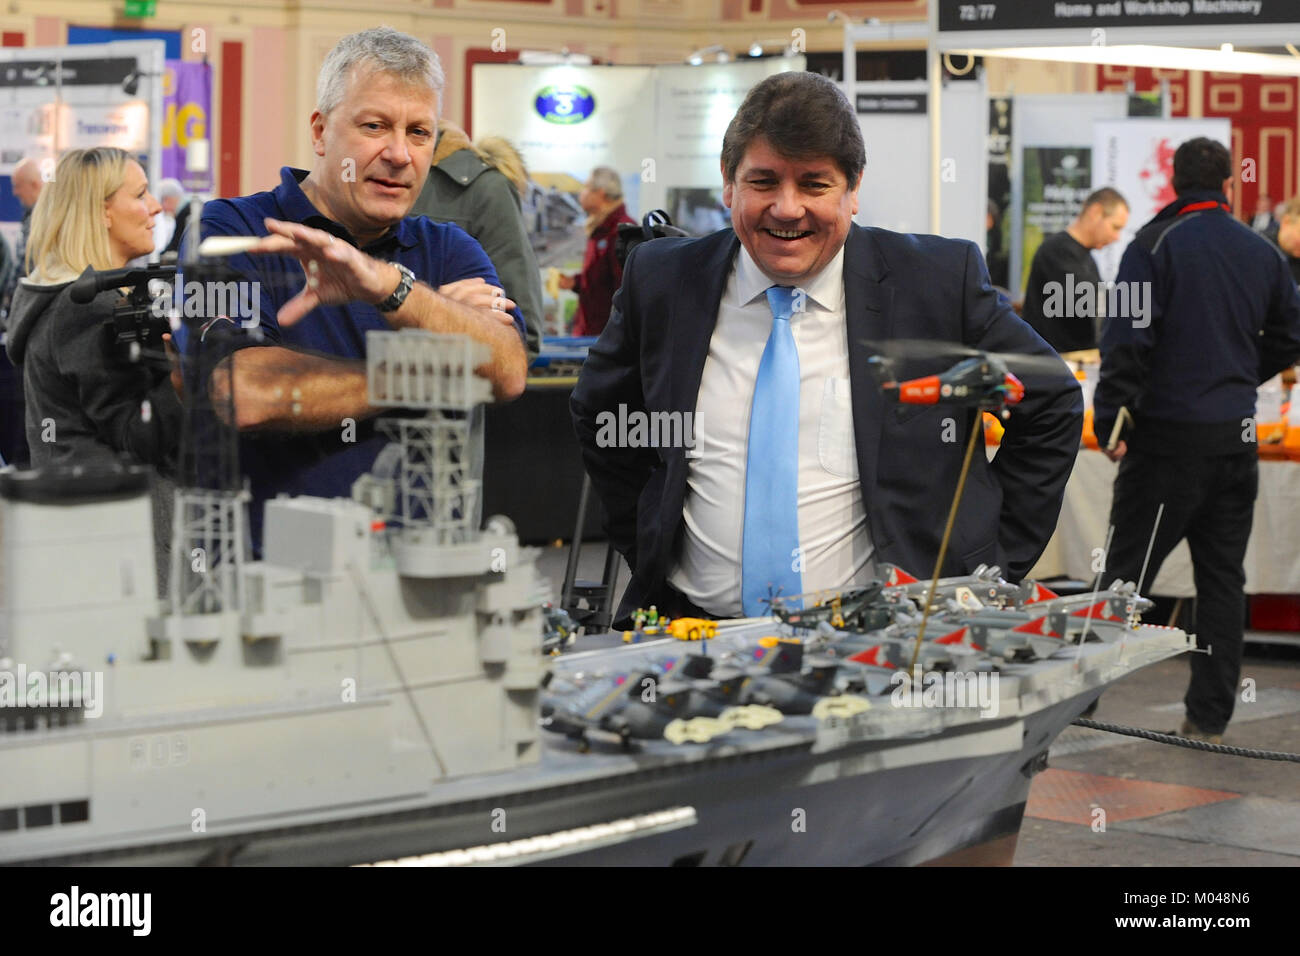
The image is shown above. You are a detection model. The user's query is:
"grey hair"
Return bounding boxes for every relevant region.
[588,166,622,200]
[316,27,444,115]
[157,177,185,201]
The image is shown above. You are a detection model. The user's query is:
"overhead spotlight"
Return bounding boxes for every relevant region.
[749,41,763,57]
[685,44,728,66]
[826,10,852,24]
[1220,43,1234,54]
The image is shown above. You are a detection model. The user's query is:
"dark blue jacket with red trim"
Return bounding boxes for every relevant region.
[1095,189,1300,455]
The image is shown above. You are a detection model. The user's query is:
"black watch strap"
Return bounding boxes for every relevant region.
[377,262,415,313]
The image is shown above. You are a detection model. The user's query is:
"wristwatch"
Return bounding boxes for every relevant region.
[377,262,415,313]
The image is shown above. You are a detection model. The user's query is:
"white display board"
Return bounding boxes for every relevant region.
[473,63,654,220]
[1091,118,1233,282]
[644,57,803,217]
[854,81,930,236]
[472,57,806,269]
[0,41,164,189]
[853,77,987,250]
[938,76,989,249]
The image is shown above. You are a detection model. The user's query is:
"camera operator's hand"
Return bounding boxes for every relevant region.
[438,277,517,328]
[250,218,401,326]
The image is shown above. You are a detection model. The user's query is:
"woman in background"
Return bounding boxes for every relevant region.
[6,147,182,594]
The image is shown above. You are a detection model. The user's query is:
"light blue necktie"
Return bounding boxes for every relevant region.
[741,286,803,616]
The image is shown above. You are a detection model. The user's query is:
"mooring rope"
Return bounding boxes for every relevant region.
[1071,717,1300,762]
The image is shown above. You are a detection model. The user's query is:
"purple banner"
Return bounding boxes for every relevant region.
[161,60,212,193]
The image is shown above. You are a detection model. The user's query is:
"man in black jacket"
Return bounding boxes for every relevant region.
[1020,187,1129,353]
[571,71,1082,626]
[1095,137,1300,742]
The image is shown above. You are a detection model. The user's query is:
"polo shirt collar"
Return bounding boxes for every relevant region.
[272,166,420,253]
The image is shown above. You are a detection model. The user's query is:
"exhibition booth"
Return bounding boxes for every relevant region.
[925,2,1300,632]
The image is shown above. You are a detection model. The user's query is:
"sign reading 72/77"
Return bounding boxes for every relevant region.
[937,0,1300,32]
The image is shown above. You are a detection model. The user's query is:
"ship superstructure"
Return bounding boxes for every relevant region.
[0,330,545,862]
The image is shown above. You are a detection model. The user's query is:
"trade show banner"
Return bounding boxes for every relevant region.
[162,60,212,193]
[1091,118,1231,281]
[472,57,804,272]
[1009,93,1127,297]
[1020,146,1092,294]
[936,0,1300,31]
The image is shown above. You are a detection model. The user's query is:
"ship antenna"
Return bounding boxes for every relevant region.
[1073,524,1115,670]
[167,215,247,622]
[907,409,983,673]
[1136,502,1166,596]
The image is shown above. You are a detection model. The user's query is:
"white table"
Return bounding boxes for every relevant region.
[1027,450,1300,597]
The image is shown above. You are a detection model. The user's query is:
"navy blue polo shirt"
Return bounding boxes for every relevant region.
[200,166,525,552]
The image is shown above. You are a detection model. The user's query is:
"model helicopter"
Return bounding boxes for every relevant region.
[858,340,1076,669]
[870,353,1025,410]
[863,339,1069,406]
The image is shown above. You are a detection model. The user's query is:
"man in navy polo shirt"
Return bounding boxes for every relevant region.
[199,27,527,549]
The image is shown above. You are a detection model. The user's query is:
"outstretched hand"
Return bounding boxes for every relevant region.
[249,218,399,326]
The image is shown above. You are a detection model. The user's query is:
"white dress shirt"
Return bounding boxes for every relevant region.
[668,244,875,616]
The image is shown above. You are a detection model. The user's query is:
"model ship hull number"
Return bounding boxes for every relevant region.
[129,734,190,770]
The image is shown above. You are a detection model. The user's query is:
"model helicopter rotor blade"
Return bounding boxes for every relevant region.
[858,339,1072,378]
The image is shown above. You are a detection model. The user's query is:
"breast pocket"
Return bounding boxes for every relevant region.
[818,377,859,479]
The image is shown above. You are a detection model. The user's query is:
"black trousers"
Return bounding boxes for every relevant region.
[1105,449,1257,734]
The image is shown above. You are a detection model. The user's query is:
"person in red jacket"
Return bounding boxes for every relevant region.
[559,167,635,336]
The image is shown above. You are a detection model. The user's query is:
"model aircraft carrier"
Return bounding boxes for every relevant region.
[0,327,1189,867]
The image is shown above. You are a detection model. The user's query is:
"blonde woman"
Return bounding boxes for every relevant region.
[5,148,180,595]
[6,147,180,471]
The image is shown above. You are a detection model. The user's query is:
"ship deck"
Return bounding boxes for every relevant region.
[541,547,1300,868]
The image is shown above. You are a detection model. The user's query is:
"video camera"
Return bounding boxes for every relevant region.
[615,209,691,268]
[69,263,175,367]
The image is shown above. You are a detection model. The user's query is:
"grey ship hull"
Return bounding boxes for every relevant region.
[10,693,1085,867]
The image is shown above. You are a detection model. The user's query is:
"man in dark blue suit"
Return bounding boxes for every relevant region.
[572,72,1082,624]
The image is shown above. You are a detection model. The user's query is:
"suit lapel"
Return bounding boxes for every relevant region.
[843,225,893,516]
[671,230,740,414]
